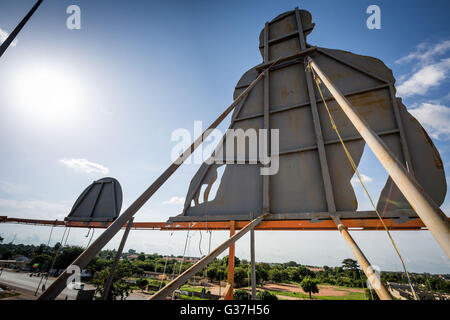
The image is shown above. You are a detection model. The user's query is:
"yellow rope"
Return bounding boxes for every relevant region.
[308,63,419,300]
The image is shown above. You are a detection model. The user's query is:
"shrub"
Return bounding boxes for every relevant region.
[256,290,278,301]
[233,290,250,300]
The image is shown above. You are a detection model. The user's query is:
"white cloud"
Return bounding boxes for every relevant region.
[350,174,373,186]
[0,27,18,47]
[409,102,450,140]
[59,158,109,174]
[163,196,185,205]
[0,181,25,195]
[396,40,450,65]
[0,198,69,220]
[397,58,450,97]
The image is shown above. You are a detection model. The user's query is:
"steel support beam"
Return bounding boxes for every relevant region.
[148,214,267,300]
[0,215,437,230]
[262,22,271,214]
[0,0,43,58]
[308,57,450,257]
[37,68,267,300]
[225,220,236,300]
[388,85,415,175]
[101,218,134,300]
[250,213,256,300]
[295,7,337,214]
[332,216,392,300]
[255,47,317,71]
[233,83,390,123]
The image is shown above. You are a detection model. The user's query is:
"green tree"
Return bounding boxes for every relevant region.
[424,277,450,293]
[255,264,269,284]
[86,257,110,276]
[301,276,319,299]
[256,290,278,301]
[93,260,133,300]
[98,249,117,260]
[297,266,313,277]
[268,268,283,282]
[287,268,302,282]
[30,254,52,271]
[222,255,240,267]
[342,258,359,271]
[234,267,247,287]
[137,254,146,261]
[54,246,84,270]
[216,267,226,281]
[280,269,290,282]
[233,289,250,300]
[284,261,298,267]
[130,262,144,276]
[33,244,50,257]
[342,258,360,280]
[53,242,62,252]
[136,278,149,290]
[207,266,218,281]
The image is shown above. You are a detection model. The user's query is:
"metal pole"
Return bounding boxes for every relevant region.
[35,220,56,296]
[44,227,69,288]
[250,213,256,300]
[0,0,43,58]
[332,216,392,300]
[262,22,271,214]
[149,214,268,300]
[38,70,267,300]
[308,57,450,257]
[34,274,44,296]
[102,217,134,300]
[226,221,236,300]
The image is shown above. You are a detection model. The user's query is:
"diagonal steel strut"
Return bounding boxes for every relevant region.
[0,0,43,58]
[38,67,268,300]
[149,214,268,300]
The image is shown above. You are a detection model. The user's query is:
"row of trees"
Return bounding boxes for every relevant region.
[2,242,449,297]
[202,257,367,289]
[233,276,319,300]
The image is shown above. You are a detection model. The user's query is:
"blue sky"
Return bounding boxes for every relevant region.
[0,0,449,273]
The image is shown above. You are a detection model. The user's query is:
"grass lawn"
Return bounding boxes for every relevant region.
[315,291,367,300]
[179,294,207,300]
[180,284,204,292]
[0,290,20,299]
[267,288,367,300]
[267,290,310,299]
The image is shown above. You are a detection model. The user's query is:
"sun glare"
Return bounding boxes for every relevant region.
[12,64,85,125]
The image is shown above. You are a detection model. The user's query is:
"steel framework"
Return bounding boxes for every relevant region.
[0,3,448,301]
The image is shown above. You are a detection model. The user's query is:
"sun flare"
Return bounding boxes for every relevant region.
[12,64,85,125]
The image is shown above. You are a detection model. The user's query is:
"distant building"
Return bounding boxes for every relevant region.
[12,255,31,263]
[0,260,16,268]
[165,256,199,263]
[0,255,31,270]
[306,266,325,272]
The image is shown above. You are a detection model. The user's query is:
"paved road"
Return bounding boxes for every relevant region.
[0,270,147,300]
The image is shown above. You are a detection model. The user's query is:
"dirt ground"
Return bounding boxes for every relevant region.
[262,283,364,297]
[205,282,363,298]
